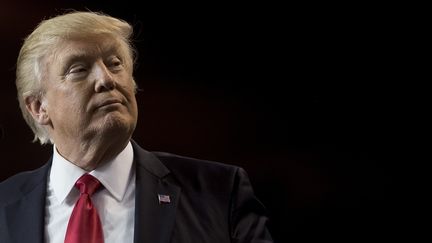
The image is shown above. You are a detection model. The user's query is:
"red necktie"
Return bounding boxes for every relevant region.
[65,174,104,243]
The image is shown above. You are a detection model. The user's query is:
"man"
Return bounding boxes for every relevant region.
[0,11,273,243]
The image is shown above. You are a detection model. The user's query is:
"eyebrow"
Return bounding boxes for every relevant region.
[58,45,122,73]
[58,52,90,74]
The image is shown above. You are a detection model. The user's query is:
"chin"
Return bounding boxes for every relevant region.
[95,112,136,138]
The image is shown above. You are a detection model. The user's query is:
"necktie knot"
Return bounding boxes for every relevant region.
[76,174,101,196]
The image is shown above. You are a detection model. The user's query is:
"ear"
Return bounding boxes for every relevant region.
[24,95,51,125]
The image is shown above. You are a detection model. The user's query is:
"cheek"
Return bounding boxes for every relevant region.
[70,93,92,114]
[118,78,136,99]
[131,97,138,115]
[49,89,90,115]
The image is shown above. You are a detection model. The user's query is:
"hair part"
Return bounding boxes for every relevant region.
[16,10,136,144]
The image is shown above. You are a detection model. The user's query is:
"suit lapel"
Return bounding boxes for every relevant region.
[3,162,50,243]
[132,142,181,243]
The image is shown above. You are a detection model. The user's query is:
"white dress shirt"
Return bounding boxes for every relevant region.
[45,142,135,243]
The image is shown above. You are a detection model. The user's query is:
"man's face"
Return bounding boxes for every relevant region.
[39,34,138,144]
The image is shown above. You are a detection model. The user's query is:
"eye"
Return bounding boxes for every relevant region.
[111,58,122,66]
[107,57,124,72]
[68,64,87,74]
[63,63,89,81]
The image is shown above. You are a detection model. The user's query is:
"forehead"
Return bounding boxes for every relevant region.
[52,34,129,63]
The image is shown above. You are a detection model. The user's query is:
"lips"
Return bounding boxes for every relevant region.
[95,98,124,109]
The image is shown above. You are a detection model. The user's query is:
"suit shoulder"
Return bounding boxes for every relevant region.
[153,151,240,174]
[151,151,245,188]
[0,164,49,205]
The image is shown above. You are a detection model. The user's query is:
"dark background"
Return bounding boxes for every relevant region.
[1,1,411,242]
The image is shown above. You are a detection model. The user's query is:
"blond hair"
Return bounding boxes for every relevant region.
[16,11,136,144]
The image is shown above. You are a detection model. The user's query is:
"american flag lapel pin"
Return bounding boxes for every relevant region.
[158,194,171,204]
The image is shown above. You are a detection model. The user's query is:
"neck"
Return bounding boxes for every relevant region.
[54,135,130,171]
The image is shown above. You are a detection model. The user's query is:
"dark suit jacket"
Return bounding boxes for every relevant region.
[0,141,273,243]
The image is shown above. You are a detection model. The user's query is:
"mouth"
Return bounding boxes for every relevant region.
[96,98,124,109]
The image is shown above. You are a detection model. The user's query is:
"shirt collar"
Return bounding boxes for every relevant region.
[50,141,134,204]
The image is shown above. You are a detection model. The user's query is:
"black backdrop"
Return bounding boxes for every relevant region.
[1,1,410,242]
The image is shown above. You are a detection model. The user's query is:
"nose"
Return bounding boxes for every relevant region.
[93,61,116,92]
